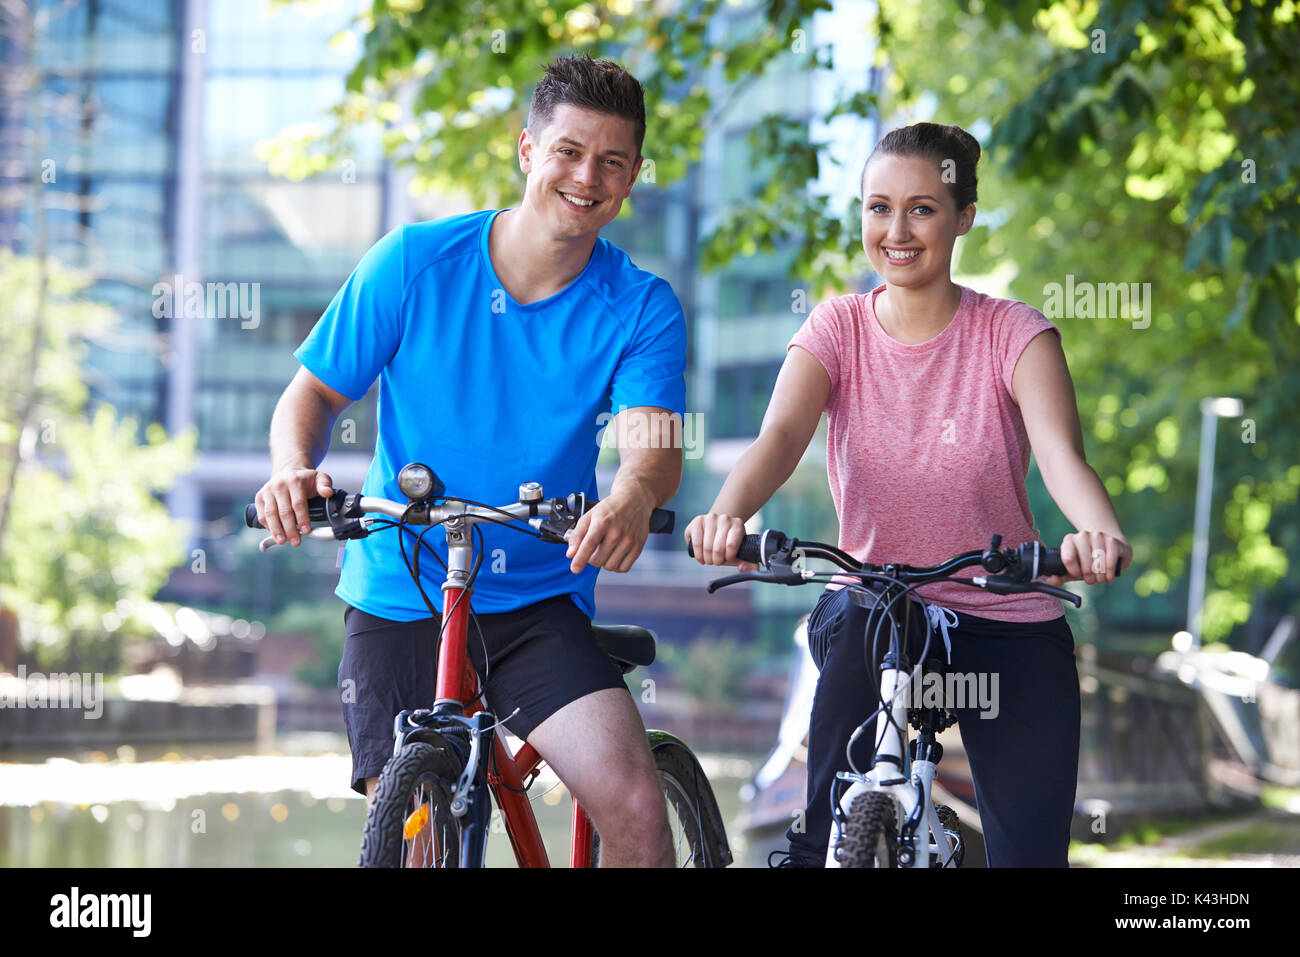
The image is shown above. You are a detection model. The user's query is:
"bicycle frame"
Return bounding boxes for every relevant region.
[696,529,1088,869]
[390,513,596,868]
[251,478,712,867]
[823,577,959,869]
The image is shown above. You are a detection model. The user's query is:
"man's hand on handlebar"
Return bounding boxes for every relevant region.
[566,489,653,575]
[254,466,335,547]
[1044,530,1131,587]
[683,513,759,573]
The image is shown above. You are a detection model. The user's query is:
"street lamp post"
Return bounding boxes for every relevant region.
[1187,396,1243,649]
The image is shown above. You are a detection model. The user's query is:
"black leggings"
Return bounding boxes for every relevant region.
[786,585,1081,867]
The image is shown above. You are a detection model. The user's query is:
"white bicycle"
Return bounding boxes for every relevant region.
[694,530,1109,868]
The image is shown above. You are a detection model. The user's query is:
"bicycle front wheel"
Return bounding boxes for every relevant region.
[588,733,732,868]
[359,738,466,868]
[835,792,899,867]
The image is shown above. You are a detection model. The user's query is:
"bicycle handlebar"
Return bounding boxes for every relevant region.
[246,489,674,552]
[687,531,1122,608]
[686,531,788,566]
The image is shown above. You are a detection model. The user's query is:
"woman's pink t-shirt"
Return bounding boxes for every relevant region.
[788,283,1063,622]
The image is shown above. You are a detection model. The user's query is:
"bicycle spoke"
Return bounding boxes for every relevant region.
[673,799,689,866]
[660,779,702,867]
[402,778,452,867]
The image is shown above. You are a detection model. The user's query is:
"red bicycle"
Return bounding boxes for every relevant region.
[247,462,732,868]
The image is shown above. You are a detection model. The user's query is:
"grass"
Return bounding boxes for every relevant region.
[1259,785,1300,812]
[1072,804,1300,863]
[1111,813,1227,849]
[1069,806,1255,862]
[1084,809,1242,851]
[1181,818,1300,858]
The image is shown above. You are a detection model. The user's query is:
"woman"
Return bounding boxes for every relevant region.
[685,122,1132,867]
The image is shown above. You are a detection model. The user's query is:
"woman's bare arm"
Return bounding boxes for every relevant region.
[1013,331,1132,585]
[685,346,831,566]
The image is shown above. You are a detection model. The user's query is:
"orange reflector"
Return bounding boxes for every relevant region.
[403,805,430,840]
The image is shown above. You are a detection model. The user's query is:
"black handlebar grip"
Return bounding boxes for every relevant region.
[579,496,672,534]
[735,534,764,565]
[245,497,330,529]
[686,532,765,563]
[1033,544,1124,579]
[1037,547,1068,578]
[648,508,675,534]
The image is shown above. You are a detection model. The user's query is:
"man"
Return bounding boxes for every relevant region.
[254,55,685,867]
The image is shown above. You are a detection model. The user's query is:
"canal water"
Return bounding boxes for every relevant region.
[0,734,755,867]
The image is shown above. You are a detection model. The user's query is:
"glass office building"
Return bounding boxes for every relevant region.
[1,0,388,613]
[2,0,179,432]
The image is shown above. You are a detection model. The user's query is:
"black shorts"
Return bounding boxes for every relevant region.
[338,595,629,795]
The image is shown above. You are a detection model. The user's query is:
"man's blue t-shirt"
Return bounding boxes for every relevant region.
[293,210,687,622]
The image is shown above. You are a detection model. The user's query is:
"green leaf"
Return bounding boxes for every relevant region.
[1208,216,1234,269]
[1244,225,1278,278]
[1224,281,1254,331]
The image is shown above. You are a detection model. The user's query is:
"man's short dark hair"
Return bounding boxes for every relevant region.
[527,54,647,157]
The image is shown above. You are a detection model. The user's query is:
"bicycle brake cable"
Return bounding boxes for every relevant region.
[468,524,490,689]
[388,510,480,699]
[841,592,893,775]
[842,576,935,773]
[396,509,448,620]
[869,580,942,762]
[390,504,488,687]
[868,587,909,766]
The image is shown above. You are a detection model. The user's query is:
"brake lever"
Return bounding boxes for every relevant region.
[1029,581,1083,607]
[974,574,1082,608]
[706,564,805,593]
[258,526,342,552]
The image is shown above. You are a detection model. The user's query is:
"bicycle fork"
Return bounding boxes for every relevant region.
[824,665,956,868]
[449,711,495,868]
[393,707,496,868]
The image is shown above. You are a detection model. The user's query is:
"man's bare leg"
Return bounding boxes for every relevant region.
[526,687,674,867]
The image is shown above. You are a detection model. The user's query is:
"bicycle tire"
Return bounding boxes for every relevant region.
[358,738,466,868]
[835,791,898,867]
[588,735,732,868]
[931,803,965,868]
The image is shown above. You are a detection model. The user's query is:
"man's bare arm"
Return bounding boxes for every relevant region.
[256,367,354,546]
[566,407,683,574]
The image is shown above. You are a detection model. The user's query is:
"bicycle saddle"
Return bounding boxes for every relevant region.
[590,624,656,674]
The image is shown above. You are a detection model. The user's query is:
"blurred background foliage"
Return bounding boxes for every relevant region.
[267,600,347,690]
[267,0,1298,643]
[260,0,834,205]
[0,251,196,672]
[880,0,1298,641]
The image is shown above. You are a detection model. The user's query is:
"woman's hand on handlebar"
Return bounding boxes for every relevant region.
[1044,530,1131,586]
[254,466,335,547]
[684,513,758,573]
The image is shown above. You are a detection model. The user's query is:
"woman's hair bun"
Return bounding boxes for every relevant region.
[944,124,981,167]
[863,121,980,208]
